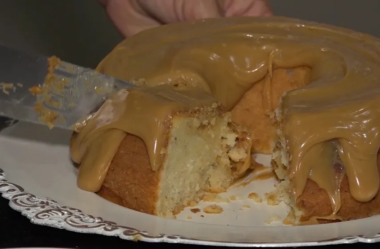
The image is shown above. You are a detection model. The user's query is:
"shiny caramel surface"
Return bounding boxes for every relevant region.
[73,16,380,216]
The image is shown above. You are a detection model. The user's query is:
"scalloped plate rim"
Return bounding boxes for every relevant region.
[2,168,380,247]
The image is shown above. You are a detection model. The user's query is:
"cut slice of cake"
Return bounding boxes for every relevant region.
[70,85,252,218]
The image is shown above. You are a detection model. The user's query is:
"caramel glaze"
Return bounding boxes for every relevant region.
[73,16,380,218]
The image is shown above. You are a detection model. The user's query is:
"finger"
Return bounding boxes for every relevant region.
[101,0,161,37]
[136,0,223,24]
[221,0,273,17]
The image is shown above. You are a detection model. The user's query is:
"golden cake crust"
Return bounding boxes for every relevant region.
[96,134,162,216]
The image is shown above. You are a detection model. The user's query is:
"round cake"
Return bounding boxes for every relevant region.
[70,16,380,225]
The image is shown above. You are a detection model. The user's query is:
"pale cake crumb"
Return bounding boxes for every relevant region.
[283,211,296,225]
[248,192,263,203]
[204,204,224,214]
[265,215,282,224]
[203,193,218,202]
[229,195,244,201]
[132,234,143,241]
[0,82,14,95]
[265,191,280,206]
[228,147,247,162]
[239,205,251,211]
[188,200,198,207]
[202,193,230,203]
[187,216,192,220]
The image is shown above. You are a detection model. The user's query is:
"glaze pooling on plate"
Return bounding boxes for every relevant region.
[1,120,380,247]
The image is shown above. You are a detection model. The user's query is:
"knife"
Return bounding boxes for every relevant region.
[0,44,135,130]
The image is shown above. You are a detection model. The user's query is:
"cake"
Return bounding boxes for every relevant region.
[70,16,380,224]
[70,85,252,217]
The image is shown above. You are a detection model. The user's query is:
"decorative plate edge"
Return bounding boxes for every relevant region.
[0,118,380,247]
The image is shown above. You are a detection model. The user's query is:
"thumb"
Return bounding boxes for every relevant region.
[221,0,273,17]
[135,0,223,24]
[100,0,161,37]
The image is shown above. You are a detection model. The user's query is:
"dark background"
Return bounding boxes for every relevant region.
[1,0,380,248]
[1,0,380,68]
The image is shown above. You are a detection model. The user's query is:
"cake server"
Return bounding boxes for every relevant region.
[0,44,135,130]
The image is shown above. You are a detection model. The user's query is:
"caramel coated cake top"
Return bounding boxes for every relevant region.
[72,16,380,212]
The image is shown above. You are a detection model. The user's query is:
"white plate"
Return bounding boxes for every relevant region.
[1,121,380,247]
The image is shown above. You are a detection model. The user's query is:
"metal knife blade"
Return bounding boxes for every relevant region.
[0,44,135,130]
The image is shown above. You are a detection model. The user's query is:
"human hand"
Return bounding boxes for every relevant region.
[100,0,272,37]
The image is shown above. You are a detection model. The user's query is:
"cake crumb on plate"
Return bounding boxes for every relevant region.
[248,192,263,203]
[204,204,224,214]
[202,193,230,203]
[265,215,281,224]
[265,191,280,205]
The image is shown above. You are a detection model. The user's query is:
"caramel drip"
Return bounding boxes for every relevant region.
[72,16,380,216]
[262,75,273,115]
[299,142,343,214]
[262,51,277,115]
[70,85,216,192]
[299,214,343,226]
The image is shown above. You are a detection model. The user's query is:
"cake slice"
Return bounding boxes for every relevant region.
[70,85,252,218]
